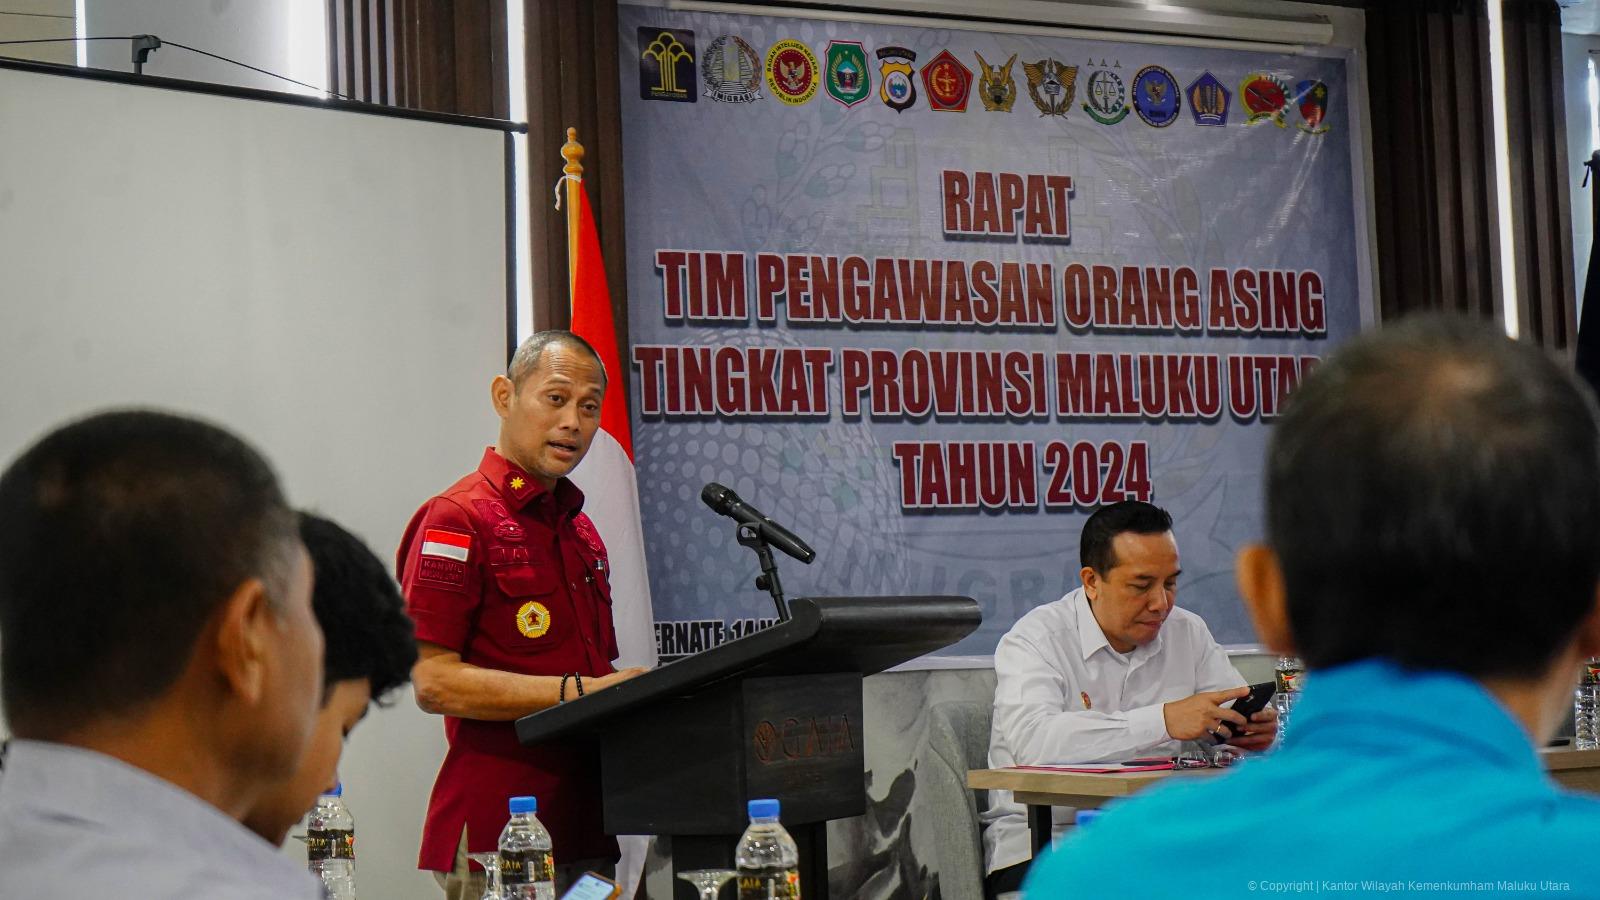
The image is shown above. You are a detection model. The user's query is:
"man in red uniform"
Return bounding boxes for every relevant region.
[398,331,648,899]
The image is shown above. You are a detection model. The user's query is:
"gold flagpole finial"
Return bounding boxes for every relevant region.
[561,126,584,179]
[561,127,584,311]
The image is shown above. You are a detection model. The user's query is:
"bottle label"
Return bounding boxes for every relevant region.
[1275,669,1303,693]
[737,870,800,900]
[306,828,354,861]
[1585,660,1600,685]
[500,849,555,886]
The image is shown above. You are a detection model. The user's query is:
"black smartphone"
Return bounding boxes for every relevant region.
[1220,680,1277,737]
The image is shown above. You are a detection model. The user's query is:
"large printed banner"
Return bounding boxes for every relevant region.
[616,5,1367,660]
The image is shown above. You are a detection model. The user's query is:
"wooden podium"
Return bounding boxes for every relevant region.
[515,595,981,899]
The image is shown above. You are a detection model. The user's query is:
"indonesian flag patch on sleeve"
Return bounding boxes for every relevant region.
[421,528,472,562]
[416,528,471,588]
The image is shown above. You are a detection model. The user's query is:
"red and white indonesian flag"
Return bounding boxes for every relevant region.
[420,528,471,562]
[567,182,658,669]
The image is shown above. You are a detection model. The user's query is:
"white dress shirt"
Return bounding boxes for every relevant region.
[0,740,324,899]
[981,587,1244,874]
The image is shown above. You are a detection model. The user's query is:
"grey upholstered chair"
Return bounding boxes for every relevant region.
[919,700,995,900]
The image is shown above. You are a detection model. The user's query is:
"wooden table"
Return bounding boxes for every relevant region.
[968,746,1600,855]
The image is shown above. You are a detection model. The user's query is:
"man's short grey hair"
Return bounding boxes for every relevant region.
[507,330,608,390]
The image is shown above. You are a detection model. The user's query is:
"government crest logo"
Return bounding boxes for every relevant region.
[877,46,917,113]
[1082,69,1128,124]
[1023,58,1077,117]
[1132,65,1180,127]
[974,52,1016,112]
[638,27,696,102]
[1295,79,1331,134]
[825,40,870,108]
[921,49,973,112]
[1187,71,1229,126]
[701,35,761,103]
[1241,73,1290,127]
[765,39,819,105]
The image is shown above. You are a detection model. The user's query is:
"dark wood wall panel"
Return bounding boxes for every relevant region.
[522,1,628,340]
[327,0,507,118]
[1367,0,1500,322]
[1365,0,1574,350]
[1503,0,1576,350]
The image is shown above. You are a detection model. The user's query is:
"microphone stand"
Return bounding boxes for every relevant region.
[737,523,792,623]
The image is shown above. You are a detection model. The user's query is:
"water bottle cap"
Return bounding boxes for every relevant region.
[508,795,537,815]
[748,798,780,819]
[1075,809,1101,826]
[323,782,343,798]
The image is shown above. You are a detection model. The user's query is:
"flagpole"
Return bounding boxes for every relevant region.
[559,126,584,315]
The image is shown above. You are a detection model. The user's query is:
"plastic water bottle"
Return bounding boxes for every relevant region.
[1576,658,1600,750]
[736,798,800,900]
[498,795,555,900]
[306,784,356,900]
[1273,656,1305,744]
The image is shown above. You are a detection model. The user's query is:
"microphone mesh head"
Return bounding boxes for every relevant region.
[701,482,731,512]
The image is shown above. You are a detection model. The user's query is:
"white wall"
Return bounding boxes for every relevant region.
[1564,32,1600,315]
[83,0,324,95]
[0,65,506,900]
[0,0,74,65]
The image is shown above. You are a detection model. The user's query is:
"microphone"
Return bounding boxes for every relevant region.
[700,482,816,564]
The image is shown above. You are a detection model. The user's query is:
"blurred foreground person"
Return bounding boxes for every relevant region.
[0,411,324,899]
[1030,315,1600,896]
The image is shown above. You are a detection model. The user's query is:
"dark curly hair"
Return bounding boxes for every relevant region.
[299,512,416,703]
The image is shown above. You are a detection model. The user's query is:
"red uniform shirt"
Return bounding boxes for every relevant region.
[398,448,619,871]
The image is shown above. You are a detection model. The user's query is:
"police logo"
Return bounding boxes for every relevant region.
[1187,71,1230,126]
[700,35,761,103]
[825,40,870,108]
[876,46,917,113]
[638,27,696,103]
[1295,79,1331,134]
[1132,65,1180,127]
[765,39,819,106]
[1082,69,1128,125]
[516,601,551,639]
[921,49,973,112]
[1023,58,1077,117]
[1241,73,1290,127]
[973,52,1016,112]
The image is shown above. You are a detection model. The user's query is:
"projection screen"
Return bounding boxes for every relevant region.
[0,60,511,900]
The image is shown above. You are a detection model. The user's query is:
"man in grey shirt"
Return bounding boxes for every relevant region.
[0,410,326,899]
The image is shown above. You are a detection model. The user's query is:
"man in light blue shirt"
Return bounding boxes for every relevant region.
[1028,315,1600,896]
[0,411,326,899]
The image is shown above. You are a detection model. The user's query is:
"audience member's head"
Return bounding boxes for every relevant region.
[244,512,417,844]
[1239,314,1600,733]
[1078,500,1180,653]
[0,410,323,814]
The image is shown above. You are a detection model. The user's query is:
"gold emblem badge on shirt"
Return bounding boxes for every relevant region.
[516,601,551,638]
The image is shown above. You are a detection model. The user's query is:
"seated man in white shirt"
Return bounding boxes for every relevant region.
[980,500,1277,896]
[0,411,326,899]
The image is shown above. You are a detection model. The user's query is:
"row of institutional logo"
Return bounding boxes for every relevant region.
[638,27,1333,132]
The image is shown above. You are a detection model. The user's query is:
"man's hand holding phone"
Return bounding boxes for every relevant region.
[1227,703,1279,752]
[1216,681,1279,752]
[1162,686,1250,742]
